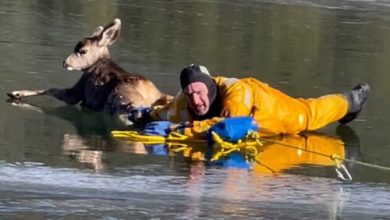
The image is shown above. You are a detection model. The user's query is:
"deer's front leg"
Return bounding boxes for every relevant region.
[7,88,82,105]
[7,89,47,100]
[7,74,87,104]
[45,88,82,105]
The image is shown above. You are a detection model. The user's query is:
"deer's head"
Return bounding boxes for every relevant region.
[63,18,121,71]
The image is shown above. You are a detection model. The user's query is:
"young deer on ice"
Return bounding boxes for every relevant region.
[7,18,172,117]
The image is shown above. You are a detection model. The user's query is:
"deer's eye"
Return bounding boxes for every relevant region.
[78,49,87,55]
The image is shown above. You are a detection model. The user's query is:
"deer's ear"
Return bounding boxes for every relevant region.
[90,26,104,38]
[98,18,121,47]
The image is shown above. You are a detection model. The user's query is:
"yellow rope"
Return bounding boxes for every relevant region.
[111,130,206,144]
[208,131,261,161]
[111,130,263,162]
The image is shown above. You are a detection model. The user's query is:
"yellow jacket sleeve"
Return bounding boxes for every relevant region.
[149,90,193,123]
[149,104,170,121]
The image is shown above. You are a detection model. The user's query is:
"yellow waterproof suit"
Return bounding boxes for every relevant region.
[150,77,348,138]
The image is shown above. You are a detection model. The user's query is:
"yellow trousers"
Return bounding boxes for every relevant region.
[245,78,348,135]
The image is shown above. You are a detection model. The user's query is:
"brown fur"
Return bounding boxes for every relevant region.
[7,18,173,115]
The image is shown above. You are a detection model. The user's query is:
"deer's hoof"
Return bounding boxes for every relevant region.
[6,92,21,100]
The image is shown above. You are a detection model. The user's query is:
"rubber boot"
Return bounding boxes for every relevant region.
[339,83,370,124]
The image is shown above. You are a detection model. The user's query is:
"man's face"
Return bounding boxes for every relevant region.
[183,82,210,116]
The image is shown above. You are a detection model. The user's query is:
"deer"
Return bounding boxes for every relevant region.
[6,18,173,124]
